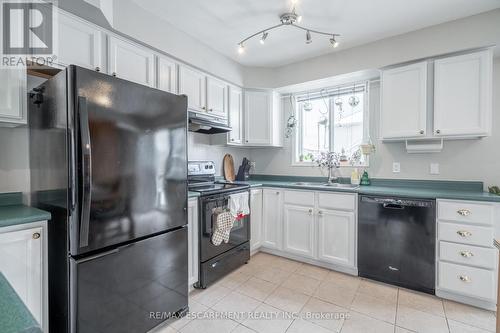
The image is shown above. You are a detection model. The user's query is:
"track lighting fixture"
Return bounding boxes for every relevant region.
[306,30,312,44]
[330,36,338,48]
[260,32,268,44]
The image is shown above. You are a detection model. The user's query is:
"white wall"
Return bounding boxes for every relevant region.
[0,128,30,194]
[188,133,250,177]
[250,57,500,189]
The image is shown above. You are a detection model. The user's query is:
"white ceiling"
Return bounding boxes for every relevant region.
[130,0,500,67]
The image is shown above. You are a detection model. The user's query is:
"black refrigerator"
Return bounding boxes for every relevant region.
[28,65,188,333]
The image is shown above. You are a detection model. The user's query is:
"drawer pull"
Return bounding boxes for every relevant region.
[32,232,41,239]
[458,275,471,283]
[457,230,472,237]
[457,209,471,216]
[459,250,474,258]
[308,209,313,215]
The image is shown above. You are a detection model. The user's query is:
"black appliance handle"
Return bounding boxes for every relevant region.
[383,203,405,210]
[69,127,76,211]
[78,96,92,248]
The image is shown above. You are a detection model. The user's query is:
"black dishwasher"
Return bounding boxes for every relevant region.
[358,195,436,294]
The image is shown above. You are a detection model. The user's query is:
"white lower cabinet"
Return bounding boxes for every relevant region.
[0,221,48,332]
[187,198,199,288]
[317,209,356,267]
[250,189,263,252]
[436,199,498,310]
[283,204,315,258]
[262,189,283,250]
[259,188,357,273]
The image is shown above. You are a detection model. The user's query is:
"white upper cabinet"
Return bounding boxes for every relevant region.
[228,85,243,144]
[206,77,228,119]
[433,50,492,138]
[157,55,178,94]
[380,61,428,139]
[57,11,104,71]
[0,67,27,126]
[108,35,156,87]
[179,65,206,112]
[244,90,282,146]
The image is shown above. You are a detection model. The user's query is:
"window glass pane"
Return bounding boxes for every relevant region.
[298,98,330,161]
[332,91,364,161]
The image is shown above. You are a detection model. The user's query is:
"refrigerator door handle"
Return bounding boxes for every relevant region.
[78,96,92,248]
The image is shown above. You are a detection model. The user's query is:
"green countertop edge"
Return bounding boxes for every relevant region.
[188,191,200,199]
[233,176,500,203]
[0,273,42,333]
[0,192,51,228]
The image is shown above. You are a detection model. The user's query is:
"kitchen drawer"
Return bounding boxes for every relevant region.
[317,192,356,211]
[439,241,497,269]
[438,200,493,226]
[438,222,493,247]
[438,261,496,301]
[283,190,315,206]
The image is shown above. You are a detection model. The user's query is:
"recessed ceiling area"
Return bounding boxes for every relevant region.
[129,0,500,68]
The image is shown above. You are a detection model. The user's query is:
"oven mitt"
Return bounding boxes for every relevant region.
[211,210,235,246]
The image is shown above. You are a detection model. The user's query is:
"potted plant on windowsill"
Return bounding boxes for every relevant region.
[313,151,340,184]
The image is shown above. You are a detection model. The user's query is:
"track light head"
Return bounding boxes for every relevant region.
[238,43,245,54]
[260,32,269,45]
[306,30,312,44]
[329,36,339,48]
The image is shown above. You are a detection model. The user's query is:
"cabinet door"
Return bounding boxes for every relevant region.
[206,77,228,119]
[157,55,178,94]
[179,65,206,112]
[188,198,199,286]
[317,209,355,267]
[380,62,428,139]
[244,90,271,145]
[0,67,27,125]
[283,204,315,258]
[0,227,44,327]
[434,50,492,137]
[57,11,103,70]
[108,35,155,87]
[228,86,243,144]
[250,189,263,252]
[262,189,282,250]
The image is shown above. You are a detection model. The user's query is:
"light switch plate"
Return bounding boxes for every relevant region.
[392,162,401,173]
[430,163,440,175]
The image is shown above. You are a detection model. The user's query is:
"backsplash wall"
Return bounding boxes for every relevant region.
[249,57,500,190]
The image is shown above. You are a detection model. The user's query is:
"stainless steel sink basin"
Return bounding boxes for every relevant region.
[292,182,359,189]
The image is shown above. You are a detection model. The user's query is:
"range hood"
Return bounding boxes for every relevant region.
[188,111,231,134]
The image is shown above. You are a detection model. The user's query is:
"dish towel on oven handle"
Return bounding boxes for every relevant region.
[229,192,250,220]
[211,209,235,246]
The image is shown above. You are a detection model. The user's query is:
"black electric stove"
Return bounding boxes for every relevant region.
[188,161,250,288]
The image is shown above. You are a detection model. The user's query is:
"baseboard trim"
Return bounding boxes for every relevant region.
[257,247,358,276]
[436,288,497,311]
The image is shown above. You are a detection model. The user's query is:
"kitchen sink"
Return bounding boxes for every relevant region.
[292,182,359,189]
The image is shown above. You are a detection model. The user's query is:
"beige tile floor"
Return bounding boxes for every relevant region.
[152,253,497,333]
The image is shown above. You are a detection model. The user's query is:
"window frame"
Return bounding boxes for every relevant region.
[291,82,370,167]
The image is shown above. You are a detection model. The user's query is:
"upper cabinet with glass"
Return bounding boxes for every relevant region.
[380,49,493,141]
[293,83,368,166]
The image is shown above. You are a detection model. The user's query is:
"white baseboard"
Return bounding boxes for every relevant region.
[436,288,497,311]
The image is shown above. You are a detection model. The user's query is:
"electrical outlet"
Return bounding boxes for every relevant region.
[250,161,256,170]
[430,163,440,175]
[392,162,401,173]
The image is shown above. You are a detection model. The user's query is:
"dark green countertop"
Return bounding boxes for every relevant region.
[0,193,51,228]
[230,176,500,203]
[0,273,42,333]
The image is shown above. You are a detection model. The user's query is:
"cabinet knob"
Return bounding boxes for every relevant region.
[457,209,471,217]
[459,250,474,258]
[230,138,234,141]
[112,72,117,77]
[436,129,441,134]
[246,140,249,143]
[209,108,213,112]
[419,130,424,135]
[318,210,323,215]
[457,230,472,238]
[275,192,280,195]
[95,67,100,72]
[458,275,471,283]
[308,208,313,215]
[202,106,206,110]
[32,232,41,239]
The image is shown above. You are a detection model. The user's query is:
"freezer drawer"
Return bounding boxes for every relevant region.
[70,228,188,333]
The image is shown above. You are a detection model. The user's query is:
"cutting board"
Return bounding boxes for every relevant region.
[223,154,235,182]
